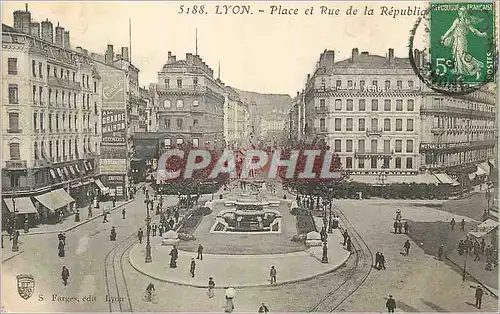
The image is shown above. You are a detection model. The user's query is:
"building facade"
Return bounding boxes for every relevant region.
[156,52,225,151]
[305,48,422,174]
[2,6,102,228]
[224,86,250,149]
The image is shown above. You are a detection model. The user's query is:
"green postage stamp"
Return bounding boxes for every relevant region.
[430,2,496,86]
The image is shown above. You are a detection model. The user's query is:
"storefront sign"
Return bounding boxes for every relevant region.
[100,159,127,174]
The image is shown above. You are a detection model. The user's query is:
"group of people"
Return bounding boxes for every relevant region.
[457,236,498,270]
[342,229,352,252]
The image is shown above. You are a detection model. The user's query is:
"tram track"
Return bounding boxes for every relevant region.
[103,233,137,312]
[309,204,373,312]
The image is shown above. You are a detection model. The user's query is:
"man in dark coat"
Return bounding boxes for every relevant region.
[346,236,352,252]
[137,228,144,244]
[342,230,348,246]
[122,208,126,219]
[190,258,196,278]
[61,266,70,286]
[375,252,381,269]
[403,221,409,234]
[404,240,411,255]
[393,221,398,234]
[460,219,465,231]
[386,295,396,312]
[438,244,444,260]
[379,253,386,269]
[197,244,204,260]
[58,240,65,257]
[169,246,178,268]
[475,286,483,309]
[450,218,456,230]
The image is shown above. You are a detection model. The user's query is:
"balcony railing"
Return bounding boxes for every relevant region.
[420,139,496,151]
[314,127,328,134]
[366,129,383,136]
[315,107,328,113]
[48,76,82,90]
[190,125,204,133]
[354,150,394,158]
[5,160,27,169]
[7,128,22,133]
[420,106,496,118]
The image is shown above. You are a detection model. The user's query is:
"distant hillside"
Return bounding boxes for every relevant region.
[233,88,292,116]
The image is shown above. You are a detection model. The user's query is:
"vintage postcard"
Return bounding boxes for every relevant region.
[1,0,499,312]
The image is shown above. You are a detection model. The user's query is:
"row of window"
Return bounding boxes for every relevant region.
[30,112,95,133]
[332,139,415,153]
[318,98,415,112]
[318,118,415,132]
[163,118,199,129]
[328,79,415,90]
[163,138,200,148]
[7,58,97,90]
[343,156,414,169]
[164,77,198,89]
[163,99,199,109]
[8,138,96,161]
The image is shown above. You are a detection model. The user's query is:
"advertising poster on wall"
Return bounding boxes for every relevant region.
[95,62,128,176]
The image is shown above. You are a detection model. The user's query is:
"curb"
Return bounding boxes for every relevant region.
[2,250,24,263]
[128,245,351,289]
[445,256,499,299]
[18,199,134,236]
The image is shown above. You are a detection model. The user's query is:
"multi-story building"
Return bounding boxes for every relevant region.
[156,52,225,151]
[224,85,250,149]
[305,48,422,174]
[289,91,306,144]
[2,5,101,228]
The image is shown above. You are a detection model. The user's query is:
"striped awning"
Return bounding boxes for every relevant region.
[434,173,460,186]
[476,162,490,176]
[34,189,72,211]
[69,166,76,175]
[3,197,38,214]
[49,169,57,180]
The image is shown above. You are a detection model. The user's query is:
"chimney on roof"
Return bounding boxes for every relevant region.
[351,48,359,63]
[41,19,53,42]
[388,48,395,65]
[55,22,64,47]
[30,22,40,38]
[13,6,31,34]
[307,74,311,82]
[186,53,194,64]
[63,30,70,49]
[105,44,114,64]
[297,91,300,97]
[121,47,129,62]
[171,55,176,62]
[76,46,83,54]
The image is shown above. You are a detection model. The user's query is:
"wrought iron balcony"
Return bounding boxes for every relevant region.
[5,160,27,169]
[48,76,82,91]
[7,128,22,133]
[354,150,394,158]
[366,129,383,136]
[315,107,328,114]
[420,139,496,151]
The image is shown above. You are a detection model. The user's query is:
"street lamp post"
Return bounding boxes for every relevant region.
[145,195,152,263]
[11,196,19,252]
[321,240,329,263]
[462,249,468,282]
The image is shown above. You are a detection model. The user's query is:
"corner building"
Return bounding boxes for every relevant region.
[305,48,422,174]
[156,52,225,151]
[2,6,101,228]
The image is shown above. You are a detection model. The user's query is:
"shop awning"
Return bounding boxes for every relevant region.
[3,197,38,214]
[49,169,57,180]
[75,165,81,174]
[94,179,109,194]
[468,219,498,238]
[476,162,490,176]
[69,166,76,176]
[34,189,71,211]
[386,174,440,184]
[56,168,64,178]
[84,162,90,171]
[63,167,70,178]
[434,173,460,186]
[55,188,75,204]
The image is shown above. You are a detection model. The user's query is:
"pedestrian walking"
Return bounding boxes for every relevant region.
[138,228,144,244]
[342,230,348,245]
[438,244,444,261]
[58,240,65,257]
[404,240,411,256]
[450,218,456,231]
[474,246,481,261]
[152,224,157,237]
[197,244,203,260]
[460,219,465,231]
[103,212,108,223]
[159,225,163,237]
[88,204,93,219]
[112,196,116,207]
[58,231,65,244]
[393,221,398,234]
[258,303,269,313]
[380,253,386,269]
[61,266,70,286]
[110,226,117,241]
[386,295,396,313]
[269,266,277,284]
[346,236,352,252]
[403,221,409,234]
[374,252,381,269]
[143,186,146,194]
[475,286,483,309]
[58,211,64,223]
[122,208,126,219]
[207,277,215,298]
[190,258,196,278]
[480,238,486,254]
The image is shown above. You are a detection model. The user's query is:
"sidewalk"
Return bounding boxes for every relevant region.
[16,182,147,236]
[129,228,350,288]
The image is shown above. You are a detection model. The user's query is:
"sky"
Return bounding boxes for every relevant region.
[2,1,428,95]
